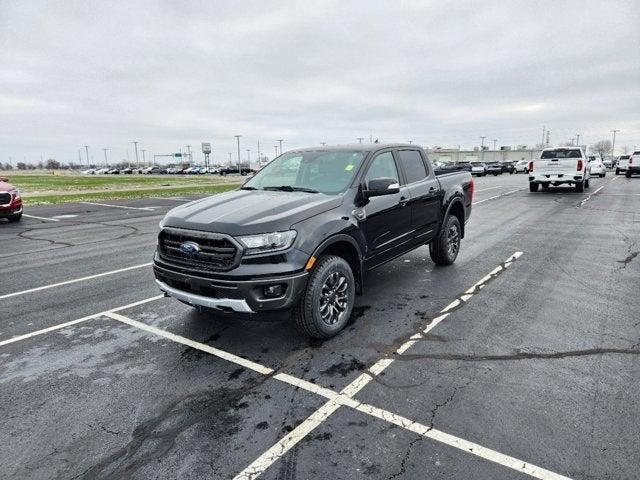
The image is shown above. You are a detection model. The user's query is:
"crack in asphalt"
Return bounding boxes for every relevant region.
[615,228,638,270]
[390,347,640,362]
[388,436,421,480]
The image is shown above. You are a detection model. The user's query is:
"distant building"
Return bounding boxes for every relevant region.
[426,146,542,163]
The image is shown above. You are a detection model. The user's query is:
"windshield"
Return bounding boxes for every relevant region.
[541,149,582,159]
[243,150,366,194]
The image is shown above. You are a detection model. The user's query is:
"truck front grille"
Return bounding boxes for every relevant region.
[0,193,12,205]
[158,227,242,272]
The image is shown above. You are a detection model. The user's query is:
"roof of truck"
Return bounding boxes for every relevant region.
[289,143,419,153]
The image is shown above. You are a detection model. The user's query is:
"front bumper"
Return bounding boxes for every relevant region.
[153,262,309,314]
[0,205,23,218]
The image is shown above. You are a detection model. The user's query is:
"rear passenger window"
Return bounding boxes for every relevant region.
[398,150,428,183]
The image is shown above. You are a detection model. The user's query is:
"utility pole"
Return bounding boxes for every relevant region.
[84,145,90,166]
[235,135,241,174]
[480,136,486,162]
[102,148,109,167]
[611,129,619,156]
[257,140,261,166]
[274,145,278,157]
[186,145,192,165]
[493,139,497,150]
[246,149,251,165]
[576,134,581,148]
[78,149,82,166]
[546,130,550,146]
[141,149,146,166]
[133,141,140,168]
[228,152,232,165]
[277,139,284,155]
[357,137,364,143]
[541,125,546,147]
[408,140,413,144]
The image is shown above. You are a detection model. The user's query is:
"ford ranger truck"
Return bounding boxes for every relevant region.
[528,147,591,192]
[154,144,473,339]
[0,176,23,222]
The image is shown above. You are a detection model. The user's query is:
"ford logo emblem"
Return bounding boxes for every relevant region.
[179,241,200,256]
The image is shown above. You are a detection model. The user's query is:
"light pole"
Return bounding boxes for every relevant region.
[246,149,251,165]
[321,142,326,146]
[78,149,83,166]
[235,135,242,174]
[133,141,140,168]
[228,152,232,165]
[84,145,90,166]
[357,137,364,143]
[480,136,486,163]
[611,129,619,157]
[141,149,146,166]
[186,145,192,165]
[576,134,581,147]
[102,148,109,167]
[277,139,284,155]
[408,140,413,144]
[274,146,278,158]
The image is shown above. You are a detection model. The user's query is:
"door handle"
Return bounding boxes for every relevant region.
[399,196,408,207]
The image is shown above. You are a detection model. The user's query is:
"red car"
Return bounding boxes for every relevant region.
[0,176,23,222]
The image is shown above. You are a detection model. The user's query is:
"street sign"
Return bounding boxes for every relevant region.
[202,142,211,154]
[174,153,182,158]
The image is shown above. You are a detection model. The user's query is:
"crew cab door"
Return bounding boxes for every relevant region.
[396,149,441,243]
[361,150,413,268]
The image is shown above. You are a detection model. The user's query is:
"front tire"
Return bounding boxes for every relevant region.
[429,215,461,266]
[529,182,539,192]
[626,171,632,178]
[293,255,355,339]
[8,213,22,222]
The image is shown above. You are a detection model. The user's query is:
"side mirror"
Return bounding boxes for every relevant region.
[0,176,8,182]
[364,177,400,197]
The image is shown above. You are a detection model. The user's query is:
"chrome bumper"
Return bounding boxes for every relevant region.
[156,279,255,313]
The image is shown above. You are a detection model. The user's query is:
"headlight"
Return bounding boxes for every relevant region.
[13,189,20,199]
[238,230,297,255]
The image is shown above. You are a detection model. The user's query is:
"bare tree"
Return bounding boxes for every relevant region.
[621,145,630,155]
[590,140,612,158]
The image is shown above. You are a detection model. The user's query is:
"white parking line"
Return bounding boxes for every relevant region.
[22,214,60,222]
[0,262,153,300]
[578,185,604,207]
[0,295,162,347]
[80,201,157,211]
[475,186,502,192]
[473,188,524,205]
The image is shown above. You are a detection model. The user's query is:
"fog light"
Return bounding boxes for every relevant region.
[263,284,284,297]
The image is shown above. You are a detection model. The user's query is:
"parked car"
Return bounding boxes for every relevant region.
[108,168,120,174]
[154,144,474,339]
[83,168,97,175]
[433,162,472,174]
[625,151,640,178]
[529,147,591,192]
[470,162,487,176]
[142,166,165,175]
[514,160,529,173]
[615,155,631,175]
[602,157,614,169]
[500,161,515,174]
[96,168,110,174]
[485,162,503,175]
[0,176,23,222]
[588,158,606,177]
[121,167,133,174]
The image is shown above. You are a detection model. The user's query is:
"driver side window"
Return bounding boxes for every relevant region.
[364,152,399,189]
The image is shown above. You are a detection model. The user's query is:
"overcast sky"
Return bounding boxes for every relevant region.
[1,0,639,165]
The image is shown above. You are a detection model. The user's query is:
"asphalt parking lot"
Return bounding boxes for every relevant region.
[1,173,639,479]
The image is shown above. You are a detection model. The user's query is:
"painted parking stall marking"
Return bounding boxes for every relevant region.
[79,201,158,211]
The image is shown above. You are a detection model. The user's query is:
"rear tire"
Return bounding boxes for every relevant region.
[575,181,584,192]
[429,215,461,266]
[293,255,355,339]
[626,171,632,178]
[585,178,590,188]
[529,182,539,192]
[615,169,620,175]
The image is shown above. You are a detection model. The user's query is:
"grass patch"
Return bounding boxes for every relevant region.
[23,184,239,206]
[6,174,236,192]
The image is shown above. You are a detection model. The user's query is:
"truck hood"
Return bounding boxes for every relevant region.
[161,188,343,235]
[0,181,16,192]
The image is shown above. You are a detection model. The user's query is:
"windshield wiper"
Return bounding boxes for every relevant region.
[263,186,319,193]
[240,186,258,190]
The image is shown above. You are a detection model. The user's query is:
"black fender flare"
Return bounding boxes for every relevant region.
[439,196,466,239]
[310,234,364,294]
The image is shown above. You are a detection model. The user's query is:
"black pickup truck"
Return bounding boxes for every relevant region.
[154,144,473,338]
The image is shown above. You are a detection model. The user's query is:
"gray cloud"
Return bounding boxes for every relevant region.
[1,0,639,165]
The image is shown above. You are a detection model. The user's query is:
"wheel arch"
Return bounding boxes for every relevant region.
[311,235,364,294]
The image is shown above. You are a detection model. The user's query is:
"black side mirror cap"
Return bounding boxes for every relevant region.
[364,177,400,197]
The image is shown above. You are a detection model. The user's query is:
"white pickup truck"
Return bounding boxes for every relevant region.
[528,147,591,192]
